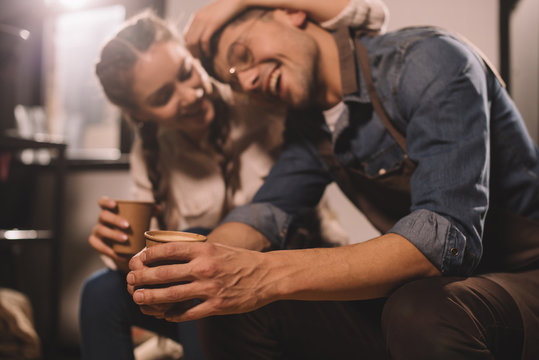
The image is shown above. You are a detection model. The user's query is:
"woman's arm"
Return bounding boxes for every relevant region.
[184,0,388,59]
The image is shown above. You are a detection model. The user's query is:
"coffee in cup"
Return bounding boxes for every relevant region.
[143,230,207,286]
[144,230,207,247]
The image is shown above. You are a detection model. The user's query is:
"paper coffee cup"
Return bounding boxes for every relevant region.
[144,230,207,270]
[112,200,155,255]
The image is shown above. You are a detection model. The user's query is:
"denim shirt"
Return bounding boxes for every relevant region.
[223,26,539,276]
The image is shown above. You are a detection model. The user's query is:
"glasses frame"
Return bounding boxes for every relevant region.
[212,14,267,86]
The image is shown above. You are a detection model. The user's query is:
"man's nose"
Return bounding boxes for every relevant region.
[236,67,261,92]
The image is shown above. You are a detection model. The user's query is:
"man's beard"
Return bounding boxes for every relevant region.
[289,47,320,110]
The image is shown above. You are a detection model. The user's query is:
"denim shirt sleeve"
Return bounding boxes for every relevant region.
[221,129,333,249]
[221,203,293,249]
[389,209,468,275]
[387,34,491,276]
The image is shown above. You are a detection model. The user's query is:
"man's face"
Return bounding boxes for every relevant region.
[212,10,320,109]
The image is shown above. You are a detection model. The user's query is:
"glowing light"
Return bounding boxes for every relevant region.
[60,0,88,9]
[19,29,30,40]
[0,24,30,41]
[44,0,89,10]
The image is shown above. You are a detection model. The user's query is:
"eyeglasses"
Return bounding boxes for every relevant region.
[219,41,255,89]
[227,41,255,78]
[214,16,263,86]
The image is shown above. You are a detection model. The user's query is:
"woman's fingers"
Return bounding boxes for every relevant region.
[88,196,130,260]
[88,232,117,258]
[98,207,130,232]
[92,197,130,248]
[97,195,116,210]
[184,0,245,59]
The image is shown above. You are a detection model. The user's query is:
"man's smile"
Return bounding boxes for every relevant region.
[268,66,282,97]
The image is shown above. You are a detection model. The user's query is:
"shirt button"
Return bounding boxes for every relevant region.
[378,168,387,175]
[450,248,459,256]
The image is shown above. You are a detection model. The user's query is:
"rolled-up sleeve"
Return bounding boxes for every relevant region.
[221,203,293,249]
[390,34,491,276]
[389,209,471,275]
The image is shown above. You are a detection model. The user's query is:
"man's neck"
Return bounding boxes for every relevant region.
[306,21,343,110]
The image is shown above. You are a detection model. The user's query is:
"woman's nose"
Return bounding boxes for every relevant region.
[175,84,204,107]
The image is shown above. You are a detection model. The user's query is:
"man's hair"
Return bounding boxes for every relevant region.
[202,7,272,80]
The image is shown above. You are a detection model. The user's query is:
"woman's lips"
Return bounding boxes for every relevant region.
[182,108,204,118]
[180,97,208,118]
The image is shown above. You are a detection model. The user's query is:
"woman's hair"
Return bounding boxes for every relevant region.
[95,10,178,109]
[95,11,176,229]
[96,10,231,229]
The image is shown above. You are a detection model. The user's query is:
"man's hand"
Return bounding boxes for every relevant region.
[127,241,277,322]
[126,231,441,323]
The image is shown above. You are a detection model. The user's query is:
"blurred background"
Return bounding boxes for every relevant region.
[0,0,537,358]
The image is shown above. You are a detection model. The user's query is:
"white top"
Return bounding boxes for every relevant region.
[130,84,285,230]
[321,0,389,33]
[323,101,348,133]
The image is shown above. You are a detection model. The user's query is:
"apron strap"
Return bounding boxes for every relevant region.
[311,33,413,233]
[354,38,408,153]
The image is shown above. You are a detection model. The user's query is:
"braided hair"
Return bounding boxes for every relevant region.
[95,11,231,229]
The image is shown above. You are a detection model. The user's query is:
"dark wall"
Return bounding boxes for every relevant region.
[0,0,165,134]
[0,1,44,132]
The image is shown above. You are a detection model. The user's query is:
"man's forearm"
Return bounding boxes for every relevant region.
[128,230,442,322]
[207,223,441,300]
[207,222,272,251]
[264,233,441,301]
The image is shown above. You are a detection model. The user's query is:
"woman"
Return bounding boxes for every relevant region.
[80,1,388,359]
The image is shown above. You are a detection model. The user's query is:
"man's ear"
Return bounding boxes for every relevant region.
[277,9,308,29]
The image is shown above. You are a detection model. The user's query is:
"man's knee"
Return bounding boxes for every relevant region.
[383,277,488,359]
[382,276,523,359]
[199,307,280,360]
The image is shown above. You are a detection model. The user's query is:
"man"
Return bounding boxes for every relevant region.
[127,5,539,359]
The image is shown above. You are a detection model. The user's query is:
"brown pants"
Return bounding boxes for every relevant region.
[199,269,539,359]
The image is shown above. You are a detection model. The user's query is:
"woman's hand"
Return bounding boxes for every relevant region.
[127,241,278,322]
[88,196,131,270]
[183,0,350,60]
[184,0,247,60]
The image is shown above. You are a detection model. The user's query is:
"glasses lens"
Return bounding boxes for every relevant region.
[227,42,253,73]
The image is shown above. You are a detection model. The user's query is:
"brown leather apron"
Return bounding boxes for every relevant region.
[313,33,539,274]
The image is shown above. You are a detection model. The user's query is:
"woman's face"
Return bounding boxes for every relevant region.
[129,41,215,134]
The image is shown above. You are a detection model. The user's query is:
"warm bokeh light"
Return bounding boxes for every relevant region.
[0,24,30,41]
[19,29,30,40]
[44,0,90,10]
